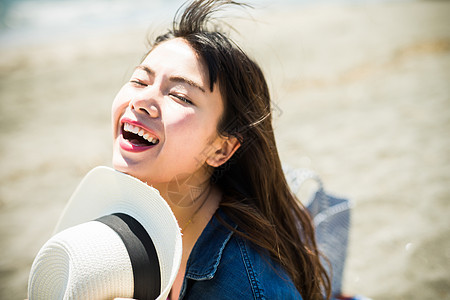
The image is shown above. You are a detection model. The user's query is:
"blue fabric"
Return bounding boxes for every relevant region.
[307,189,351,297]
[283,167,352,297]
[179,209,302,300]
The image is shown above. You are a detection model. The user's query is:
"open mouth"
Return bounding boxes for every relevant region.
[121,123,159,147]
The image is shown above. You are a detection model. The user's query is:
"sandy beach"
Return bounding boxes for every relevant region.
[1,0,449,299]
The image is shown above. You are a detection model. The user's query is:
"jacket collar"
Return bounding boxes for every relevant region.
[184,208,235,280]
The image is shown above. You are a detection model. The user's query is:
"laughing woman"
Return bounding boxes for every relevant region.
[112,0,331,299]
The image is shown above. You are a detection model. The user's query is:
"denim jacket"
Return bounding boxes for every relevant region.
[178,208,302,299]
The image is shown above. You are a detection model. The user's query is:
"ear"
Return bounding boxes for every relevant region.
[206,135,241,168]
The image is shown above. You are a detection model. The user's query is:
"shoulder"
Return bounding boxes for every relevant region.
[181,211,302,300]
[222,234,302,300]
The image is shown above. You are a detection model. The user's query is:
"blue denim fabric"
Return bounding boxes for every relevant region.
[179,209,302,299]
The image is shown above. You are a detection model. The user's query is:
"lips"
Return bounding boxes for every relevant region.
[119,119,160,152]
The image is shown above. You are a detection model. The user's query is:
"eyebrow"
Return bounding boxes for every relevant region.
[136,65,206,93]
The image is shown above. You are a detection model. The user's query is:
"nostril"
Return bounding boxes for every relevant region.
[139,107,150,115]
[129,100,159,118]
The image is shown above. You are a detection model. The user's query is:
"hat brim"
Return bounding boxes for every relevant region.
[55,166,182,300]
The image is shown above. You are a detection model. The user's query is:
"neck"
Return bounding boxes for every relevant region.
[154,178,208,224]
[157,176,221,300]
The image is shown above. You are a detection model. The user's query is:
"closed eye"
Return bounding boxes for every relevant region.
[130,80,147,87]
[170,93,193,105]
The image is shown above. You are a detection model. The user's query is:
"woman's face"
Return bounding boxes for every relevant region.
[112,38,224,188]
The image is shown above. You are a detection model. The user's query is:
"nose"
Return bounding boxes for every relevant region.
[128,92,160,119]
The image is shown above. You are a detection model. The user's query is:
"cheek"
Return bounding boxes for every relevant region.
[111,88,129,123]
[164,105,196,137]
[164,106,216,156]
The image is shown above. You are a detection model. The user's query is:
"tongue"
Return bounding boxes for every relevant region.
[129,137,150,147]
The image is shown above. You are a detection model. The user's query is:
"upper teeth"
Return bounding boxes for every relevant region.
[124,123,159,144]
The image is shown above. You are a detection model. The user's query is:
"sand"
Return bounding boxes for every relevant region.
[1,1,449,299]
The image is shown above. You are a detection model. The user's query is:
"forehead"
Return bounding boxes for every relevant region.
[142,39,208,81]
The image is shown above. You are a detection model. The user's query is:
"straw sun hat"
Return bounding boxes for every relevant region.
[28,166,182,300]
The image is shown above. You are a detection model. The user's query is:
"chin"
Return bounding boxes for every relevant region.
[112,154,152,186]
[112,147,135,176]
[112,157,130,175]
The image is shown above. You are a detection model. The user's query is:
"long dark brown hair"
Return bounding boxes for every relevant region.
[148,1,331,299]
